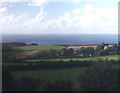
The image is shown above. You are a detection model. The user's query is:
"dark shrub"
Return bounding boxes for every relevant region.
[78,62,118,91]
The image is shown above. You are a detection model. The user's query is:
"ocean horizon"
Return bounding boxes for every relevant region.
[2,34,119,45]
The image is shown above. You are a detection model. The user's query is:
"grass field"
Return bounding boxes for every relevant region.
[26,55,119,62]
[12,67,87,89]
[3,51,21,57]
[15,45,65,51]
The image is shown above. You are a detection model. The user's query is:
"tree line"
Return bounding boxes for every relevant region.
[3,59,118,71]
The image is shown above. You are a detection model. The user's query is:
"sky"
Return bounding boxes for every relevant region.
[0,0,119,34]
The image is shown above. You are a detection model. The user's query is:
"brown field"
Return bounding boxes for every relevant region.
[13,45,114,58]
[12,50,40,58]
[108,45,113,47]
[66,46,97,50]
[67,44,113,50]
[14,46,33,49]
[104,45,113,49]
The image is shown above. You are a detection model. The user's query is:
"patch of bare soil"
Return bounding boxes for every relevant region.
[13,50,40,58]
[14,46,33,49]
[66,46,97,50]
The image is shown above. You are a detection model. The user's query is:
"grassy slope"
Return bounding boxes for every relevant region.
[26,55,120,62]
[12,67,87,89]
[19,45,65,51]
[3,51,21,57]
[2,43,25,47]
[12,64,119,89]
[2,43,25,57]
[5,45,65,58]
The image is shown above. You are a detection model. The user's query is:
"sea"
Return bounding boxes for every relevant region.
[2,34,119,45]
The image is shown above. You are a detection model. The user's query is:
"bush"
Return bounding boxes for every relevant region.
[78,62,118,91]
[2,68,14,91]
[42,80,73,91]
[13,76,42,91]
[2,68,43,91]
[97,49,109,56]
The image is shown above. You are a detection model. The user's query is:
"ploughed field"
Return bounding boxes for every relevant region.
[3,44,118,62]
[14,45,65,51]
[14,51,40,58]
[12,45,65,58]
[66,45,97,50]
[13,45,114,59]
[66,45,113,50]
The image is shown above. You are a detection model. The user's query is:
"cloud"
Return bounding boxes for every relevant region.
[74,0,119,3]
[0,1,7,7]
[0,3,118,34]
[74,0,80,4]
[28,0,48,7]
[35,8,47,22]
[0,7,7,14]
[72,9,81,14]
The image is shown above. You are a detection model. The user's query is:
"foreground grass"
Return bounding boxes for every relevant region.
[12,67,87,89]
[18,45,65,51]
[11,64,119,89]
[3,51,21,57]
[26,55,120,62]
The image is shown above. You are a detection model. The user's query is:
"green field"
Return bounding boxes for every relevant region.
[12,67,87,89]
[20,45,65,51]
[3,51,22,57]
[26,55,119,62]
